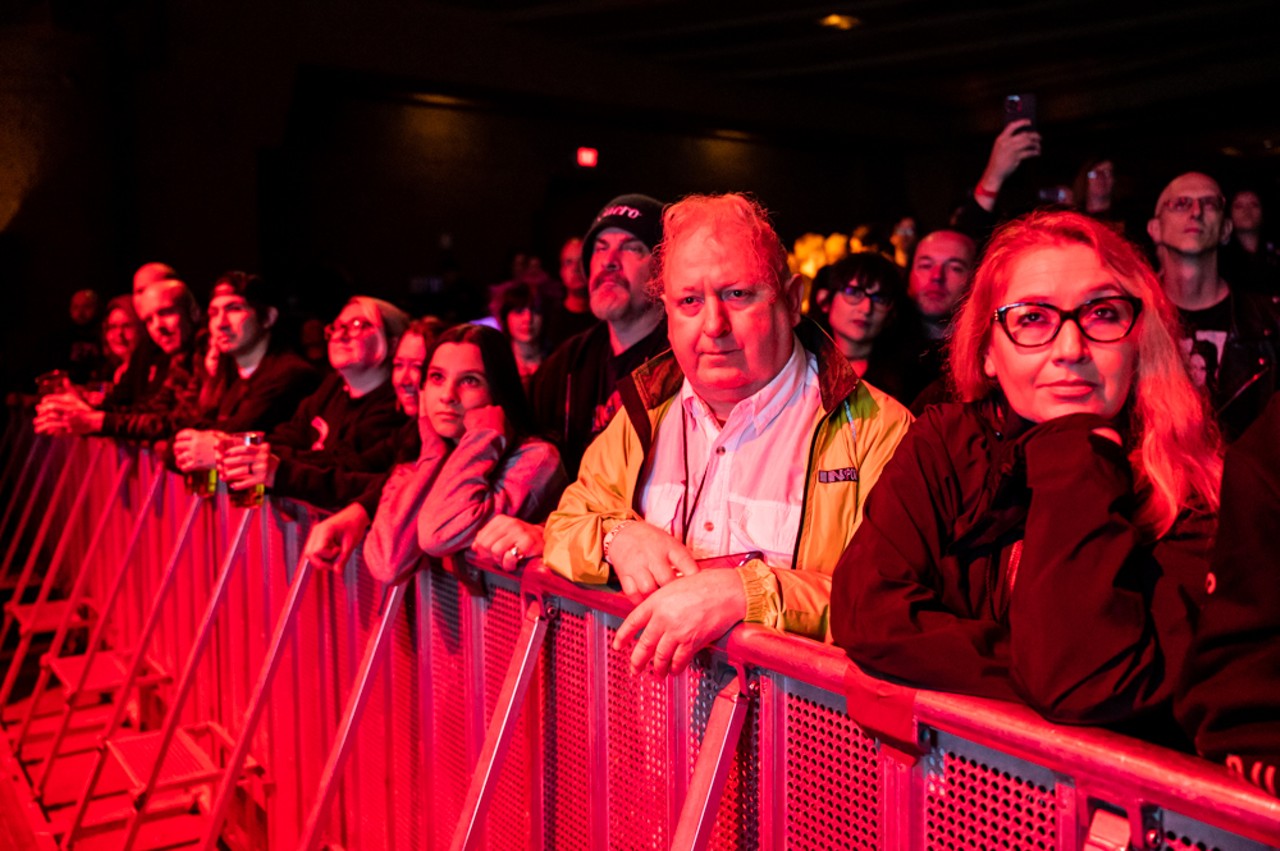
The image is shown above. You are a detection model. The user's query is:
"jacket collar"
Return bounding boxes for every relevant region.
[624,316,859,415]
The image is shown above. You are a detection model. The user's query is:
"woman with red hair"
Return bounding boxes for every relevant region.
[832,209,1222,730]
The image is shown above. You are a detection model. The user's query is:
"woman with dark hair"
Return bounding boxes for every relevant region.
[832,209,1222,730]
[497,282,551,389]
[1220,188,1280,295]
[302,324,565,581]
[1187,338,1219,395]
[813,252,928,405]
[97,295,142,385]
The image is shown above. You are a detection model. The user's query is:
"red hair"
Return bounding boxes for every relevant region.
[651,193,790,300]
[949,210,1221,537]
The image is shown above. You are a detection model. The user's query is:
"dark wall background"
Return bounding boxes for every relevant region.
[3,1,1279,391]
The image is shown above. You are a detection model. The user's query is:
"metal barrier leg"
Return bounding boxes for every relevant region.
[670,668,751,851]
[297,580,408,851]
[450,597,551,851]
[197,556,316,851]
[62,493,204,848]
[0,439,91,645]
[7,450,131,754]
[0,441,106,706]
[0,440,58,583]
[0,423,35,523]
[30,463,162,795]
[116,507,255,851]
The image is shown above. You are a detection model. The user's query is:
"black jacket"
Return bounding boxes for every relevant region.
[99,350,199,442]
[528,318,668,479]
[1211,289,1280,441]
[1177,393,1280,795]
[267,372,405,508]
[832,400,1215,729]
[195,349,321,435]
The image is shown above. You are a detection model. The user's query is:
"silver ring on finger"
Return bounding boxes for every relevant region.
[508,545,522,561]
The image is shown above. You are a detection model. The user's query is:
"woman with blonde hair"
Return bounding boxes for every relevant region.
[832,209,1221,730]
[217,295,408,509]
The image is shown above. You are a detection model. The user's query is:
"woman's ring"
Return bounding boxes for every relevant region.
[508,545,522,561]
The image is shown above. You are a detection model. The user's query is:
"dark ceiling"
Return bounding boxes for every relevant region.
[439,0,1280,156]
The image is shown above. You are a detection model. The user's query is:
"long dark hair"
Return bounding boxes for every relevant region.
[428,323,537,439]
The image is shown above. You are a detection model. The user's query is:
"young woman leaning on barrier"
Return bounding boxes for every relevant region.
[831,209,1223,732]
[301,323,566,582]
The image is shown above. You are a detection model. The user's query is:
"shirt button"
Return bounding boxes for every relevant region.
[715,446,726,455]
[703,521,715,532]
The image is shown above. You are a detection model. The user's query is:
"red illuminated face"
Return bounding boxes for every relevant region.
[909,231,975,321]
[136,285,193,355]
[828,285,892,349]
[588,227,655,324]
[208,290,272,359]
[506,306,543,345]
[422,342,493,439]
[1231,191,1262,233]
[392,332,427,416]
[327,303,384,373]
[662,226,801,419]
[104,308,138,362]
[560,238,586,293]
[983,242,1138,423]
[1147,173,1231,257]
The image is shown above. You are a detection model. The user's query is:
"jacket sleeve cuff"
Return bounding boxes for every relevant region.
[738,559,777,625]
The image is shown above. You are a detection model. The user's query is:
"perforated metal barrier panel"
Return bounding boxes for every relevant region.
[926,732,1059,851]
[605,617,674,849]
[5,436,1280,851]
[784,679,881,850]
[482,577,533,850]
[542,600,592,851]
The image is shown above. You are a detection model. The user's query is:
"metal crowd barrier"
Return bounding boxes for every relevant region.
[1,435,1278,850]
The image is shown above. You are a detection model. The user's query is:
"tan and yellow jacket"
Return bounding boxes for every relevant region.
[543,320,913,642]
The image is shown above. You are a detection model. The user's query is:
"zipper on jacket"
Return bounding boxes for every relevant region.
[790,399,854,569]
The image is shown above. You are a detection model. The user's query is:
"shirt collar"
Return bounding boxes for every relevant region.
[680,335,808,435]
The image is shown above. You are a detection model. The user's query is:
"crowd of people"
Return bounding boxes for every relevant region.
[20,126,1280,800]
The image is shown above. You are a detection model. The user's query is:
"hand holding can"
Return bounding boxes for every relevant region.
[218,431,268,508]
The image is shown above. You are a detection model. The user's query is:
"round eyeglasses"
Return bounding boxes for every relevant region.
[1162,195,1225,215]
[837,284,891,307]
[324,318,377,341]
[992,295,1142,347]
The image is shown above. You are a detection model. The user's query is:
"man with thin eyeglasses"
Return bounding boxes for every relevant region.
[1148,171,1280,438]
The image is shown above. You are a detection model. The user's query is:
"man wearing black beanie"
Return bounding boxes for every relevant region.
[529,193,669,479]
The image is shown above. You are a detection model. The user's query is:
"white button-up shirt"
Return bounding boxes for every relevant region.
[639,338,822,568]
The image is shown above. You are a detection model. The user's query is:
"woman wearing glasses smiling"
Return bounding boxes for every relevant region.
[219,296,410,508]
[832,210,1222,734]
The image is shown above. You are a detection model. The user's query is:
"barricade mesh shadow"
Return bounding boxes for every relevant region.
[606,620,670,848]
[786,680,879,850]
[1159,808,1274,851]
[926,737,1057,850]
[482,577,533,850]
[429,565,469,848]
[543,602,591,851]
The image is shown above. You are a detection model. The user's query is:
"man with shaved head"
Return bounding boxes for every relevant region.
[1149,171,1280,438]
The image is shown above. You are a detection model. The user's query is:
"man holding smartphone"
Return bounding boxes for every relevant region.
[543,193,912,676]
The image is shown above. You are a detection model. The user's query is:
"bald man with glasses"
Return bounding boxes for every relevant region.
[1148,171,1280,439]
